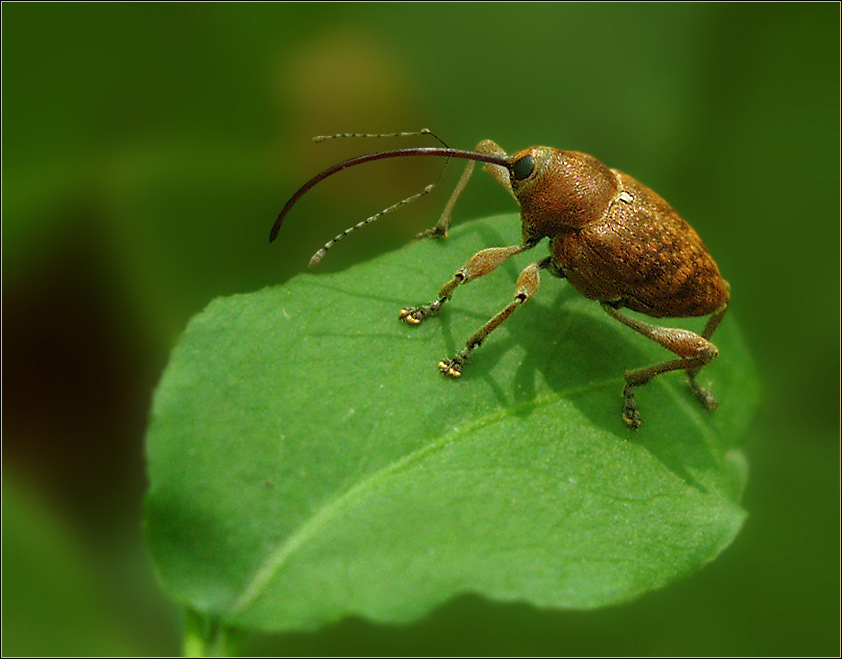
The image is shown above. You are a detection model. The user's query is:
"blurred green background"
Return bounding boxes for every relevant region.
[2,3,838,656]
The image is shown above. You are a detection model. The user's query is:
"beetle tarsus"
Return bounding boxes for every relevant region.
[398,307,425,324]
[688,376,718,410]
[439,355,465,377]
[414,225,448,240]
[399,299,443,325]
[622,383,643,429]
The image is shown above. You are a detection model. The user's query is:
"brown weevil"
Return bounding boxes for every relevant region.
[271,132,730,428]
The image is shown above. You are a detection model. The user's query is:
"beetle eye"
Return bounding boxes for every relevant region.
[511,155,535,181]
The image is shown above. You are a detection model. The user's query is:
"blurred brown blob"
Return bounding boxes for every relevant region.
[2,208,156,535]
[278,28,416,137]
[272,26,440,222]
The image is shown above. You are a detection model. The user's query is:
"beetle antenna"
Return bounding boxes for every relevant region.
[271,148,512,258]
[312,128,448,147]
[305,130,456,266]
[305,129,453,266]
[309,181,443,267]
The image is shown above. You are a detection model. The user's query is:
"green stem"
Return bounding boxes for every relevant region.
[183,608,244,657]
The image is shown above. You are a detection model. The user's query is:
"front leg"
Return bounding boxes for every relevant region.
[686,301,729,409]
[439,257,550,376]
[416,139,513,240]
[399,243,533,324]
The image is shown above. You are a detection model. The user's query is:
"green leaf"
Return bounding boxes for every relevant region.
[144,215,759,635]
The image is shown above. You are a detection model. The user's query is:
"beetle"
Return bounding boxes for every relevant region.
[271,133,730,428]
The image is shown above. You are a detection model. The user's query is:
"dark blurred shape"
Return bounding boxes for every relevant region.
[2,207,155,535]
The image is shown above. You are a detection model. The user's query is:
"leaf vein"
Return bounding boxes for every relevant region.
[228,376,621,616]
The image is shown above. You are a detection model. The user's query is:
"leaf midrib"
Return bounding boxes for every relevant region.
[228,375,630,616]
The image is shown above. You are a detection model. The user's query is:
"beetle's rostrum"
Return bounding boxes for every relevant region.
[272,135,730,428]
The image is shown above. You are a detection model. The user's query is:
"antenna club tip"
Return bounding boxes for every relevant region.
[308,250,326,267]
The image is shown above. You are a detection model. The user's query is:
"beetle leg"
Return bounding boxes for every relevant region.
[416,140,513,240]
[438,257,550,377]
[600,302,723,429]
[399,242,535,324]
[686,301,729,408]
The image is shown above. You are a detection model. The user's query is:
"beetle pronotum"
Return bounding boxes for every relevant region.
[271,132,729,428]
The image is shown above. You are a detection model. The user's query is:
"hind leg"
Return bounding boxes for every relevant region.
[601,303,726,429]
[686,302,729,410]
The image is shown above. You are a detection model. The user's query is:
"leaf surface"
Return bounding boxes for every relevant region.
[145,215,758,632]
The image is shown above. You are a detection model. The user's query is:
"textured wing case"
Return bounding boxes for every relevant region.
[552,171,729,318]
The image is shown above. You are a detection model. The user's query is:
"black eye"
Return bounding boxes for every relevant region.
[511,155,535,181]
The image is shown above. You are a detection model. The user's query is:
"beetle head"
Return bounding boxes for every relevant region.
[508,147,619,236]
